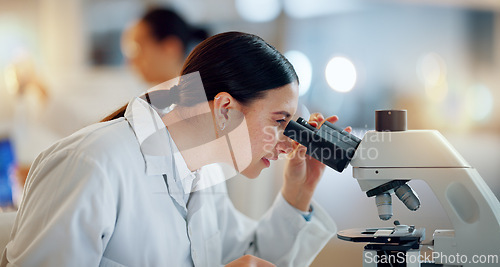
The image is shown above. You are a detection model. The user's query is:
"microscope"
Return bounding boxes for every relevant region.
[284,110,500,267]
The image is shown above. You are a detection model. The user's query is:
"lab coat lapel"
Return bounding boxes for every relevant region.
[161,135,188,214]
[125,98,171,175]
[124,97,187,212]
[162,174,187,216]
[186,183,226,266]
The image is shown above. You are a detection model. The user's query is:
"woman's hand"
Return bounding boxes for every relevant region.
[282,113,351,211]
[225,255,275,267]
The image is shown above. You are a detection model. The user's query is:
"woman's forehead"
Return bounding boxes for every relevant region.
[254,84,298,116]
[263,83,299,112]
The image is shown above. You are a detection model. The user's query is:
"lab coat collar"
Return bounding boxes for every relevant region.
[124,97,198,190]
[170,133,199,194]
[124,97,238,195]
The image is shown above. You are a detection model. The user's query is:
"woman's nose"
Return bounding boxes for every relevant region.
[276,135,294,154]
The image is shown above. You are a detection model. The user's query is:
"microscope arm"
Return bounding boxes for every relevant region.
[351,130,500,265]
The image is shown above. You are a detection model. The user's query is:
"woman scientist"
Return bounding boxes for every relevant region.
[1,32,346,266]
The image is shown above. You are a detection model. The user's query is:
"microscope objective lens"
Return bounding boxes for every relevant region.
[395,184,421,211]
[375,193,393,220]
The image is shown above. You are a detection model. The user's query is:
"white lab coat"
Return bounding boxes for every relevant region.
[1,97,337,267]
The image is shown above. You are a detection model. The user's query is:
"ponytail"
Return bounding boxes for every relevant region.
[101,105,127,122]
[101,85,181,122]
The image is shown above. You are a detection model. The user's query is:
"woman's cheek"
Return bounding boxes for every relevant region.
[262,125,277,143]
[262,132,279,155]
[263,142,275,155]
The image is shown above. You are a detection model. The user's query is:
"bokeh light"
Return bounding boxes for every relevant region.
[4,66,19,95]
[284,50,312,96]
[325,56,357,93]
[417,53,448,102]
[465,84,494,122]
[235,0,281,23]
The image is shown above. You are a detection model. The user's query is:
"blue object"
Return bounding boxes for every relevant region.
[302,205,314,222]
[0,139,15,207]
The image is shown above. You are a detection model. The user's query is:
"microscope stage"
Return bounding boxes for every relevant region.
[337,227,424,244]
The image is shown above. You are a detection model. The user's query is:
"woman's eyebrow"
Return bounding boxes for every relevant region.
[272,111,291,118]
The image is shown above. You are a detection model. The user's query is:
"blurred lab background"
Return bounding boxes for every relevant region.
[1,0,499,266]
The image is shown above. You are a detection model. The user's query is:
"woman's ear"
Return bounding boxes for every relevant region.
[214,92,239,120]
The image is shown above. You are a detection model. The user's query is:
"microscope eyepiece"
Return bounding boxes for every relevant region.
[283,117,361,172]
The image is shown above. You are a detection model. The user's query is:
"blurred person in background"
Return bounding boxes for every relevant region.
[122,7,209,85]
[102,7,208,124]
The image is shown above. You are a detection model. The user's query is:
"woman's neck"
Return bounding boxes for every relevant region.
[161,103,233,172]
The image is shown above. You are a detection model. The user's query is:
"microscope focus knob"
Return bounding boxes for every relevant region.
[375,110,407,131]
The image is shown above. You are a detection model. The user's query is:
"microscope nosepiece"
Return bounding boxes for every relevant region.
[375,193,393,220]
[395,184,421,211]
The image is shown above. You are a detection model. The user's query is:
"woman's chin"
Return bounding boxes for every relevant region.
[240,165,263,179]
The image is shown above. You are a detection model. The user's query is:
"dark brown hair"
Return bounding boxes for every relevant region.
[102,31,298,122]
